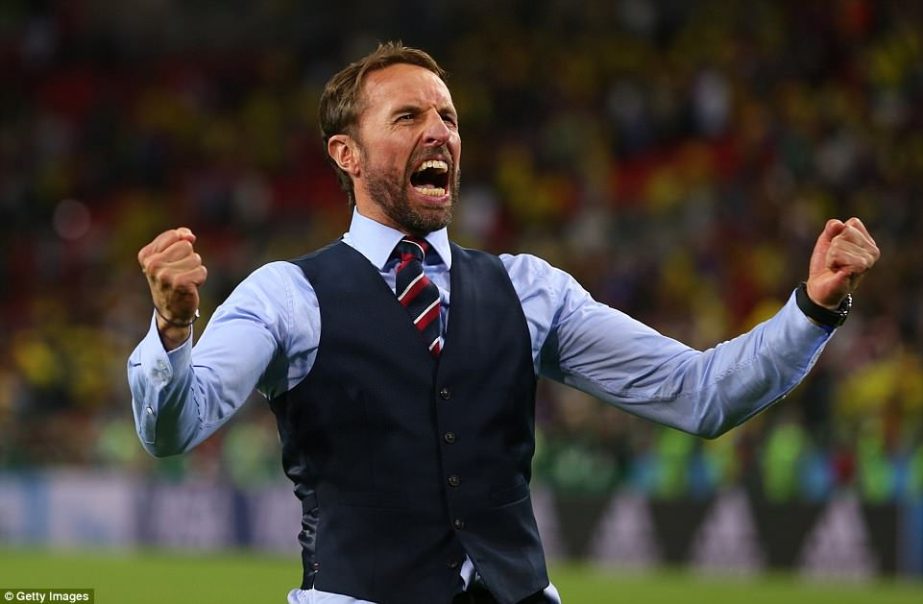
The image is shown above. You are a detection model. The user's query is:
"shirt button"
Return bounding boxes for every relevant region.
[447,559,460,569]
[448,474,460,487]
[443,432,456,444]
[453,518,465,530]
[439,387,451,400]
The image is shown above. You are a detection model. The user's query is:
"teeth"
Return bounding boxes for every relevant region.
[415,160,448,173]
[413,186,447,197]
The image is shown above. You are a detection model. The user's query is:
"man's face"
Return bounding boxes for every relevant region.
[347,63,461,235]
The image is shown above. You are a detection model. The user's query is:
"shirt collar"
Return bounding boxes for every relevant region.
[342,208,452,270]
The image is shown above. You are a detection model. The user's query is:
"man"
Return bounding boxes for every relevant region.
[128,43,879,604]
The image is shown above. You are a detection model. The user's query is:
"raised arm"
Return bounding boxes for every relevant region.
[511,217,879,438]
[128,230,308,458]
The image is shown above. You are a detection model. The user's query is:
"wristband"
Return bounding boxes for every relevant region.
[155,307,200,328]
[796,283,851,328]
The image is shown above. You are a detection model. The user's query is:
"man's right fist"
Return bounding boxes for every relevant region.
[138,227,208,343]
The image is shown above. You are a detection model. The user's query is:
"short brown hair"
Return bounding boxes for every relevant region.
[318,42,447,207]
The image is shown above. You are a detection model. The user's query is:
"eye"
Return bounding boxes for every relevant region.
[441,113,458,128]
[396,113,415,122]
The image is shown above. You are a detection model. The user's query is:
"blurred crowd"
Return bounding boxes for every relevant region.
[1,0,922,503]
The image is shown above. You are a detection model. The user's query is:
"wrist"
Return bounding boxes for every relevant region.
[157,324,192,350]
[796,282,851,328]
[155,307,199,327]
[154,308,198,350]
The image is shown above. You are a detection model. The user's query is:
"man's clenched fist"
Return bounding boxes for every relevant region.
[806,217,880,309]
[138,227,208,349]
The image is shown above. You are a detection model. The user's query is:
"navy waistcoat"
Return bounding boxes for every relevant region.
[271,241,548,604]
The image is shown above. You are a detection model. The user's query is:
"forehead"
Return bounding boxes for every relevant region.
[359,63,455,116]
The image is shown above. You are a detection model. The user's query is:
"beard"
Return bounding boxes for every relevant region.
[363,150,460,237]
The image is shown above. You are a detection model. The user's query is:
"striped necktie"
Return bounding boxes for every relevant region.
[392,237,442,357]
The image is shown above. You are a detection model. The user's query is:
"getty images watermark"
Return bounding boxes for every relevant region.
[2,590,93,603]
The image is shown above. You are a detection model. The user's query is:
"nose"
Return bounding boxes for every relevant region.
[422,109,452,147]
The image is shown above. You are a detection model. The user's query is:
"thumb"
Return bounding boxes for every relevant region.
[809,219,846,278]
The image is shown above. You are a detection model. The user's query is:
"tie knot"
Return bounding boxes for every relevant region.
[394,237,429,262]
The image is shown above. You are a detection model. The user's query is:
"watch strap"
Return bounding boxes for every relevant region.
[796,282,851,328]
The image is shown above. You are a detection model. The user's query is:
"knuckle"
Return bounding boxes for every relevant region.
[152,265,173,286]
[174,240,194,255]
[153,232,174,249]
[153,270,170,286]
[142,256,159,275]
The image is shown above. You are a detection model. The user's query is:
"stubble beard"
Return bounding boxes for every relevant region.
[364,160,460,237]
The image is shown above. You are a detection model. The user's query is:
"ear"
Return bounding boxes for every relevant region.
[328,134,361,177]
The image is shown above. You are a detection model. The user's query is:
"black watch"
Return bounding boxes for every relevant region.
[796,282,851,328]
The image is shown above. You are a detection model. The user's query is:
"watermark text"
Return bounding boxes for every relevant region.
[2,590,94,603]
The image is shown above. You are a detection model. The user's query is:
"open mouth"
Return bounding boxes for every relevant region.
[410,159,450,198]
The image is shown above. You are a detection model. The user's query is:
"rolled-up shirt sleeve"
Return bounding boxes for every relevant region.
[503,253,833,438]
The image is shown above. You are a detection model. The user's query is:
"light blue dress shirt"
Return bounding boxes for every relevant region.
[128,209,833,603]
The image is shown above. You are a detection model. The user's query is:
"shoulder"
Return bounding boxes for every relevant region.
[497,252,596,317]
[232,260,315,306]
[499,252,573,290]
[221,260,317,344]
[451,245,559,278]
[499,252,555,275]
[246,260,311,287]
